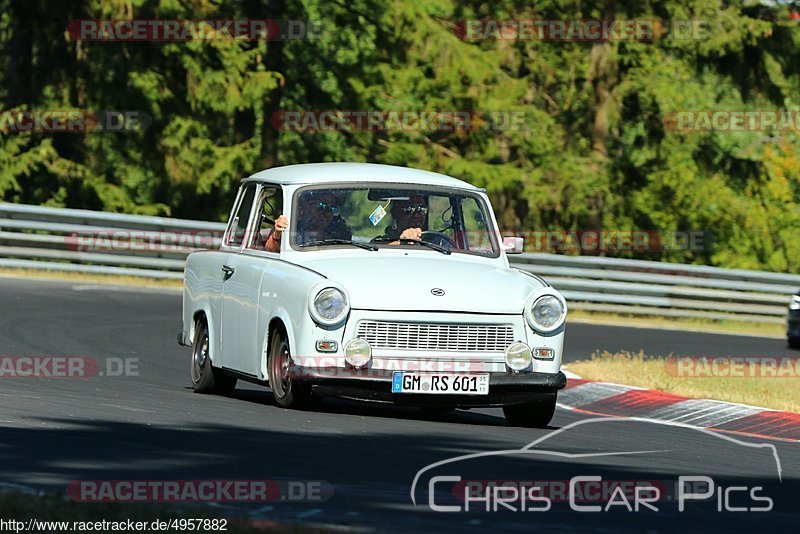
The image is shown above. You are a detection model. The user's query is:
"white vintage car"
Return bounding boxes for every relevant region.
[179,163,568,427]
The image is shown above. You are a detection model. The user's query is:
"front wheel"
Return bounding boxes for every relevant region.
[267,329,319,409]
[503,393,557,428]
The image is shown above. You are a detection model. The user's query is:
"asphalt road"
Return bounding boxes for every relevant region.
[564,322,796,362]
[0,276,798,532]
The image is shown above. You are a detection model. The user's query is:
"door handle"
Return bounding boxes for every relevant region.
[221,265,235,276]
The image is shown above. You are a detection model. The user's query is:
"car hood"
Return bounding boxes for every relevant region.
[297,254,547,313]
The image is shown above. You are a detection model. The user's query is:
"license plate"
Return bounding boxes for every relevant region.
[392,372,489,395]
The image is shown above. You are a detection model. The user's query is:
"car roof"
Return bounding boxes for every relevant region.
[244,163,483,191]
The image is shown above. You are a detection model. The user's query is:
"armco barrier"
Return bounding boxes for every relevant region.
[0,203,225,280]
[511,254,799,324]
[1,202,797,323]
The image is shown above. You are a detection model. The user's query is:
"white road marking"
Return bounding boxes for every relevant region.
[558,382,636,407]
[71,284,180,294]
[645,399,762,427]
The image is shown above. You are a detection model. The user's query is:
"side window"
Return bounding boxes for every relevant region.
[247,185,284,251]
[428,195,454,237]
[225,183,257,247]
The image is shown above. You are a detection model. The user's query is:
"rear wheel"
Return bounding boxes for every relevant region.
[503,393,557,428]
[190,318,237,395]
[267,328,318,409]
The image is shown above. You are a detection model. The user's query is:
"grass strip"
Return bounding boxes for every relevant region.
[567,350,800,413]
[0,267,182,290]
[568,310,786,338]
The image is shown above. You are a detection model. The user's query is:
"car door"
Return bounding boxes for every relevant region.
[219,182,262,376]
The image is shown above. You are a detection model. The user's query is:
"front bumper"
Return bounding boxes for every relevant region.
[289,365,567,407]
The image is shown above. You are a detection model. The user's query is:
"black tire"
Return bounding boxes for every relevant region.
[190,318,237,395]
[503,393,557,428]
[214,371,238,396]
[789,337,800,349]
[267,328,318,409]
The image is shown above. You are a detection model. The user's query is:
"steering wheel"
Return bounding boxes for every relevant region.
[421,231,454,250]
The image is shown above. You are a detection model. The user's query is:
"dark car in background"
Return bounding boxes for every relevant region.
[789,291,800,348]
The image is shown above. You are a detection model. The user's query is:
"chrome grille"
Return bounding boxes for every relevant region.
[356,321,514,352]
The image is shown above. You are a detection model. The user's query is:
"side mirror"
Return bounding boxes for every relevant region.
[502,236,524,254]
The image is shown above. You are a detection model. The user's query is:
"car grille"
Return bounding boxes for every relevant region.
[355,321,515,352]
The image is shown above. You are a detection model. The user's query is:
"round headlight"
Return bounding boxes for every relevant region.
[528,295,565,332]
[344,338,372,368]
[505,342,532,371]
[312,287,348,324]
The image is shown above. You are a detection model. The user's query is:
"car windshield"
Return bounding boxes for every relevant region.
[290,185,499,257]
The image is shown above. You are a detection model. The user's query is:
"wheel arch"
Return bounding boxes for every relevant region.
[261,307,297,381]
[191,306,219,364]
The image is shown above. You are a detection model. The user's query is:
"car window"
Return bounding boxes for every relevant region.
[290,185,499,257]
[458,196,496,254]
[225,183,257,247]
[247,185,284,251]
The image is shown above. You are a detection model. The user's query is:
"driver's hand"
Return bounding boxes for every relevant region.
[399,227,422,240]
[274,214,289,234]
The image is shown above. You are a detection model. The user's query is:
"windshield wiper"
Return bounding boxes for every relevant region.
[299,239,378,251]
[371,237,451,255]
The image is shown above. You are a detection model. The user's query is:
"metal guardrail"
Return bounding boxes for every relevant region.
[512,254,800,324]
[0,203,225,280]
[1,202,798,324]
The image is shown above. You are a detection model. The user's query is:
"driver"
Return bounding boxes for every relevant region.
[381,194,428,244]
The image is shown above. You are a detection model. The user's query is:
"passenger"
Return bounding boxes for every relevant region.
[263,214,288,252]
[264,190,351,251]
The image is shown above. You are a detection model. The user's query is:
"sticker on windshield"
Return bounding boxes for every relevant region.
[369,205,387,226]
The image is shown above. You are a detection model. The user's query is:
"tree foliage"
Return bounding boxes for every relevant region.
[1,0,799,271]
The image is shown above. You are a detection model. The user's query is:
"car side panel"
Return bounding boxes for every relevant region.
[230,253,328,381]
[183,250,229,364]
[220,254,267,376]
